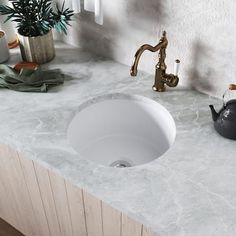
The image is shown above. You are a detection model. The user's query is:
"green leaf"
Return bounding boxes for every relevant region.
[0,0,74,36]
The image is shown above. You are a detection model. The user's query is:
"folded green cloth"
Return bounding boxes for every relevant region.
[0,64,64,92]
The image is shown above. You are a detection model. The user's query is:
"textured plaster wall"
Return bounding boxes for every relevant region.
[59,0,236,97]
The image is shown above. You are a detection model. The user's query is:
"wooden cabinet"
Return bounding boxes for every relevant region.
[0,144,158,236]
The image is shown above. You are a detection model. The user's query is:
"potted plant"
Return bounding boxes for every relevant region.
[0,0,74,64]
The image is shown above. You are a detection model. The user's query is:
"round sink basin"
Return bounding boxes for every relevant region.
[67,94,176,167]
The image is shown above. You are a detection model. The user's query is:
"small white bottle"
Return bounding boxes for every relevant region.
[0,0,18,48]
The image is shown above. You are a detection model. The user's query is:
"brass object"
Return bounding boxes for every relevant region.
[130,31,180,92]
[8,37,19,49]
[14,62,39,72]
[18,30,55,64]
[229,84,236,90]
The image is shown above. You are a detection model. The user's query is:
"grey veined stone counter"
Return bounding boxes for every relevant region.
[1,42,236,236]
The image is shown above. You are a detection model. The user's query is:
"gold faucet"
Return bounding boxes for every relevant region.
[130,31,180,92]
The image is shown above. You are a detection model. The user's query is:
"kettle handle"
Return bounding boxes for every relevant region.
[229,84,236,90]
[223,84,236,107]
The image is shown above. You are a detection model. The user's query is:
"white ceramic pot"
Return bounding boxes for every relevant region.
[0,30,10,63]
[0,0,18,48]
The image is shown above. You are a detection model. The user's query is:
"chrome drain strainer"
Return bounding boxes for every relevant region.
[110,160,132,168]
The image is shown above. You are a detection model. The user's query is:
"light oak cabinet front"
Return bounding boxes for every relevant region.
[0,145,158,236]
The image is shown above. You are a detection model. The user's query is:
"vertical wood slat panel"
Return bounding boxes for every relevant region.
[102,201,121,236]
[49,171,74,236]
[19,154,51,236]
[65,180,87,236]
[0,146,19,229]
[0,179,9,220]
[0,145,35,236]
[142,226,160,236]
[34,162,62,236]
[121,213,143,236]
[0,145,24,232]
[0,144,159,236]
[83,190,103,236]
[0,151,20,231]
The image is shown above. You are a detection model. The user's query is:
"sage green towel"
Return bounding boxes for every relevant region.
[0,64,64,92]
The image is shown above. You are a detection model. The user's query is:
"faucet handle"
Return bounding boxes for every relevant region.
[174,59,180,76]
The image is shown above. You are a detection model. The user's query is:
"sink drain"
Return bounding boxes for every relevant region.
[110,160,132,168]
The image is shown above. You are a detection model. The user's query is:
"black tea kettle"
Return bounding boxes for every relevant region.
[209,84,236,140]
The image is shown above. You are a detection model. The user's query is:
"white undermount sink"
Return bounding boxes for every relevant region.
[67,94,176,167]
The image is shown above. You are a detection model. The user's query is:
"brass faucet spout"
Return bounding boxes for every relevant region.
[130,41,167,76]
[130,31,168,77]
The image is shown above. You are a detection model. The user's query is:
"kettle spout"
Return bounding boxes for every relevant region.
[209,105,219,121]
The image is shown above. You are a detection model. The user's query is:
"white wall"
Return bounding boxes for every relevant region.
[59,0,236,97]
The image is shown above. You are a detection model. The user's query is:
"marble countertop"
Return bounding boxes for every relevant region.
[1,42,236,236]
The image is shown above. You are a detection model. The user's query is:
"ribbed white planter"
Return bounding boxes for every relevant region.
[18,30,55,64]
